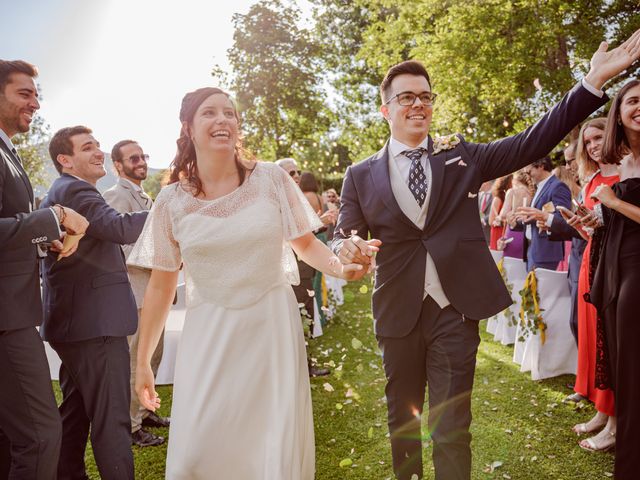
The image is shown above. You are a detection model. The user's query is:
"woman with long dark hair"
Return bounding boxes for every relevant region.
[565,118,619,451]
[587,79,640,478]
[127,87,377,478]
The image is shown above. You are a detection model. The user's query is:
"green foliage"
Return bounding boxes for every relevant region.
[219,0,330,162]
[518,272,547,341]
[142,169,168,200]
[313,0,640,152]
[13,113,52,189]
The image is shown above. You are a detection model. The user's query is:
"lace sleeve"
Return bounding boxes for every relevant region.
[270,164,323,240]
[127,185,182,271]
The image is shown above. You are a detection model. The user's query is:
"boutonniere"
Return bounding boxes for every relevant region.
[432,134,461,155]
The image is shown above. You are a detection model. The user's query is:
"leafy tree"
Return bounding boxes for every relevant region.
[217,0,329,162]
[313,0,640,151]
[13,112,52,189]
[143,169,168,201]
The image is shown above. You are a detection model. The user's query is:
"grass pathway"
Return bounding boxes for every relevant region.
[66,281,614,479]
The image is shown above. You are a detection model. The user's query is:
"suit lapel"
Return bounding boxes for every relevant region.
[425,136,444,227]
[0,141,34,206]
[368,143,418,230]
[118,178,147,210]
[534,175,555,209]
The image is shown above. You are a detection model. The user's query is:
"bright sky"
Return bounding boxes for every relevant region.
[5,0,311,169]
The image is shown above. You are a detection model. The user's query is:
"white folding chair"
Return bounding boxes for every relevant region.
[494,257,526,346]
[519,268,577,380]
[486,250,504,335]
[156,282,186,385]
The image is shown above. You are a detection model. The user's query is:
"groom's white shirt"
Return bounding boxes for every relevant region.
[388,136,450,308]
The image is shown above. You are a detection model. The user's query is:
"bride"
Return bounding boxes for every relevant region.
[128,86,379,479]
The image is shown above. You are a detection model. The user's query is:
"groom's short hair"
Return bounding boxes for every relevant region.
[380,60,431,103]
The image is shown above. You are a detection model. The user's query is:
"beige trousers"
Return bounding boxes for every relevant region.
[128,308,165,433]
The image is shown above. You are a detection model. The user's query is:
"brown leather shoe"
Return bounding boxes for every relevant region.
[132,428,165,447]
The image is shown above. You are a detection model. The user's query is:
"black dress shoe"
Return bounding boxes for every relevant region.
[132,428,165,447]
[309,365,330,377]
[142,411,171,429]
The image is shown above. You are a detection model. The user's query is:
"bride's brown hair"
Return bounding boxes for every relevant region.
[169,87,252,195]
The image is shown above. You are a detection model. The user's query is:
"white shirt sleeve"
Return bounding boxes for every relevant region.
[581,78,604,98]
[48,207,62,238]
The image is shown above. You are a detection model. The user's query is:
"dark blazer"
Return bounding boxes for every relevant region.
[525,175,572,266]
[0,139,59,330]
[40,174,148,342]
[331,83,607,338]
[548,202,587,286]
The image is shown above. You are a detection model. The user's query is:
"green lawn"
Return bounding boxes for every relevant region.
[56,280,614,479]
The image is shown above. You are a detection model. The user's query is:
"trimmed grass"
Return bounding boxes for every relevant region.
[55,281,614,479]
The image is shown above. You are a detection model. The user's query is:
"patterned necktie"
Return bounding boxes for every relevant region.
[402,148,428,207]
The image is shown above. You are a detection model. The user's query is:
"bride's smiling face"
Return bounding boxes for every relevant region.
[190,93,239,155]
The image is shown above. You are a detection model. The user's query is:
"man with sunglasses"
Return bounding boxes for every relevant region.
[332,31,640,480]
[103,141,170,448]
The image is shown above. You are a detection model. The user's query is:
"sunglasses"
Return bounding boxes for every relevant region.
[288,170,301,177]
[126,154,149,164]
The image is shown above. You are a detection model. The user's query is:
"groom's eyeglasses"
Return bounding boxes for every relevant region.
[126,154,149,164]
[385,91,438,106]
[288,169,301,177]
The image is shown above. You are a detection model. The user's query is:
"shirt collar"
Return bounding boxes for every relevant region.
[0,128,16,152]
[535,173,553,194]
[389,136,430,159]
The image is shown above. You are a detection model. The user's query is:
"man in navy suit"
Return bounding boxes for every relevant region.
[0,60,89,479]
[40,126,148,480]
[516,156,572,271]
[331,32,640,480]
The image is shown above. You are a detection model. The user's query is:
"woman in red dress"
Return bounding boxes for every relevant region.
[570,118,619,451]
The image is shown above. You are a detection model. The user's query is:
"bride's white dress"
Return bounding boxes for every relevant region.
[128,162,321,479]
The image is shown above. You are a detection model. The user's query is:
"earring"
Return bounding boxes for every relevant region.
[617,118,622,125]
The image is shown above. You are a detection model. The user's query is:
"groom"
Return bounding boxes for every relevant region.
[331,32,640,479]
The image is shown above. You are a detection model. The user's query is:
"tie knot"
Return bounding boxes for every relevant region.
[402,148,426,162]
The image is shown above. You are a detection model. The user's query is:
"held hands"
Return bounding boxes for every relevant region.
[136,363,161,412]
[337,235,382,281]
[586,28,640,90]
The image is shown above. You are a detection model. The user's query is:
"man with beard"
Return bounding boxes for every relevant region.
[0,59,89,479]
[103,140,170,447]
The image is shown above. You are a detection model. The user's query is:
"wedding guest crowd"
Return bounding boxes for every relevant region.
[2,25,640,479]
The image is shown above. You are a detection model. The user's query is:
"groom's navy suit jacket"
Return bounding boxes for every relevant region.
[39,174,148,343]
[332,83,607,338]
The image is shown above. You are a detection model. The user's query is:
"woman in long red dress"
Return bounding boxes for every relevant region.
[570,118,619,451]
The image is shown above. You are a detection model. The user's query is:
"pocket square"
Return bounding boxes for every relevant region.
[468,192,478,198]
[458,159,467,166]
[445,156,463,166]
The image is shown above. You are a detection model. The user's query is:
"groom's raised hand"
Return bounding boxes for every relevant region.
[585,28,640,90]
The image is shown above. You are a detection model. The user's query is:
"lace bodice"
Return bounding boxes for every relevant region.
[128,162,323,308]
